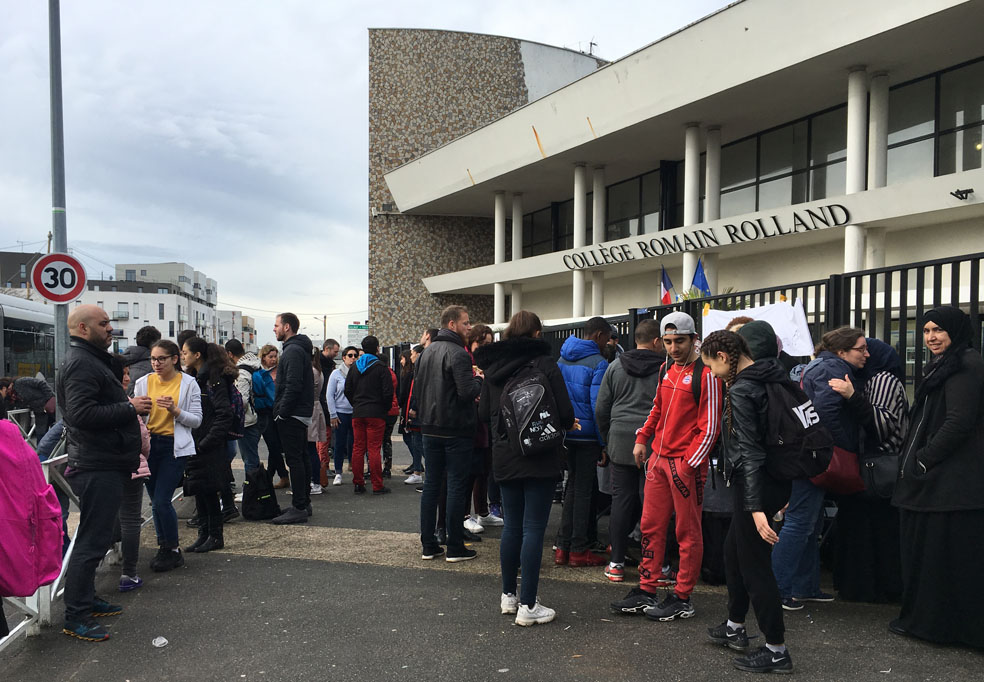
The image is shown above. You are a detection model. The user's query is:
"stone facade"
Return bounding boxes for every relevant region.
[368,29,532,344]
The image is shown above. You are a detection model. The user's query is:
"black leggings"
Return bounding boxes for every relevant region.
[725,474,790,645]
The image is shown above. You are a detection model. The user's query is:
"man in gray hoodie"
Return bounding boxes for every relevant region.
[595,319,665,583]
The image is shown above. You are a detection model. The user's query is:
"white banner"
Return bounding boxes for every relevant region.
[702,299,815,356]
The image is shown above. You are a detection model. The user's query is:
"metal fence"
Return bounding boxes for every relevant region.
[541,251,984,391]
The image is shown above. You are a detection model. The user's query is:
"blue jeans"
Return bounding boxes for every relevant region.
[145,435,187,548]
[333,413,353,474]
[500,477,555,608]
[420,435,472,551]
[771,478,826,599]
[237,423,261,473]
[406,430,423,473]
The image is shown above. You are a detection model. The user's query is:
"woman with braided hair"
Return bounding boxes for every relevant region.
[700,328,795,674]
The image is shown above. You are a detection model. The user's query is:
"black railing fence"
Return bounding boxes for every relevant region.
[546,252,984,391]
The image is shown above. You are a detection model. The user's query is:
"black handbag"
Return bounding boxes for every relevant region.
[859,451,898,500]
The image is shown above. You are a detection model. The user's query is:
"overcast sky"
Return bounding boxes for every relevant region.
[1,1,727,346]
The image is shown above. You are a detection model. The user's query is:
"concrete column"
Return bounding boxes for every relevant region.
[511,284,523,316]
[572,163,587,317]
[683,124,701,292]
[592,166,606,314]
[844,67,868,272]
[705,126,722,222]
[493,191,507,323]
[865,72,889,270]
[702,252,720,295]
[511,193,523,261]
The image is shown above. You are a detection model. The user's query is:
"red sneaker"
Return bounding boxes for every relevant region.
[604,564,624,582]
[554,548,570,565]
[569,550,607,567]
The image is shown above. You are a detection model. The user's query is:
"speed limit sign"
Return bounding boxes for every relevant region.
[31,252,87,304]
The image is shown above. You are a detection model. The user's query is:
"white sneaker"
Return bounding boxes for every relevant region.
[501,592,519,615]
[515,599,555,626]
[310,483,323,495]
[333,474,343,486]
[404,473,423,485]
[234,492,244,503]
[479,513,504,527]
[463,516,484,534]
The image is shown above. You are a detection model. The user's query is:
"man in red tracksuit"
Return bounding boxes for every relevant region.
[610,311,722,621]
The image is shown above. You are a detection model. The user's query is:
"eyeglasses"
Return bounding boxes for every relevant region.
[344,353,357,358]
[150,355,176,364]
[849,344,868,353]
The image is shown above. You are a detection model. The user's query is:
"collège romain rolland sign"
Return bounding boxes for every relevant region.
[561,203,852,271]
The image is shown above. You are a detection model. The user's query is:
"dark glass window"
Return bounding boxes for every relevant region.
[158,303,165,320]
[640,171,661,234]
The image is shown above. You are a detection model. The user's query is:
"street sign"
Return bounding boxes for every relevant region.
[347,323,369,347]
[30,252,87,304]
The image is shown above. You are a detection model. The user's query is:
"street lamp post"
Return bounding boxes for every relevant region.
[49,0,69,378]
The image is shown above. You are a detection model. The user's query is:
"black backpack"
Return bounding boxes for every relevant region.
[762,380,834,480]
[499,361,565,457]
[241,463,282,521]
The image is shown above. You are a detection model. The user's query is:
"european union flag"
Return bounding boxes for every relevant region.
[692,257,711,297]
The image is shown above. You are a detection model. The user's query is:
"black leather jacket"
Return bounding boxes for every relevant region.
[723,358,791,512]
[415,329,482,438]
[57,336,141,473]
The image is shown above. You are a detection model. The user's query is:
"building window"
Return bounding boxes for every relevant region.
[140,269,147,276]
[133,303,139,318]
[137,287,143,293]
[159,303,165,320]
[111,286,117,292]
[20,264,27,278]
[169,321,174,336]
[158,287,168,294]
[522,207,553,257]
[125,269,136,281]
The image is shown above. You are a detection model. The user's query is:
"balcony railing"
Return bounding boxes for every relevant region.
[111,311,129,321]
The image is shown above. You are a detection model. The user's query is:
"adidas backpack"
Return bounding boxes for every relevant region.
[499,361,565,457]
[762,380,834,480]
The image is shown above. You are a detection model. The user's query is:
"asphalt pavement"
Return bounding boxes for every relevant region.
[2,439,981,681]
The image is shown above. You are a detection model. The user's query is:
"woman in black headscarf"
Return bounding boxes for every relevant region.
[890,306,984,648]
[828,338,907,603]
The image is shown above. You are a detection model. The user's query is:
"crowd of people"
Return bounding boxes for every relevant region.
[5,300,982,670]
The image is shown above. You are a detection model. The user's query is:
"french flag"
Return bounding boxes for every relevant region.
[660,266,674,305]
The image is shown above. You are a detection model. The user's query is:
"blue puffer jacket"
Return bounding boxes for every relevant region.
[800,351,862,452]
[558,336,609,443]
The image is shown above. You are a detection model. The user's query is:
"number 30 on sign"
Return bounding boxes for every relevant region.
[30,252,87,304]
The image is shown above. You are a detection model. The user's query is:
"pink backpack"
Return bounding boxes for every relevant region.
[0,420,63,597]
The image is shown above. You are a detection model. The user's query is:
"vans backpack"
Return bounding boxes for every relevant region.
[241,463,282,521]
[762,380,834,480]
[0,421,63,597]
[499,361,564,457]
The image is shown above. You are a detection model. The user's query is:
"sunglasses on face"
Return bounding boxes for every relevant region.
[344,353,357,358]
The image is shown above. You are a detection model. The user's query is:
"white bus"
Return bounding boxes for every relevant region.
[0,292,56,379]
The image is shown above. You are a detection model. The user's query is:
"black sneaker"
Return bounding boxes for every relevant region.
[610,587,659,614]
[306,503,313,517]
[644,593,695,621]
[372,486,391,495]
[63,618,109,642]
[732,646,793,674]
[402,466,414,475]
[446,547,478,563]
[382,469,392,479]
[223,506,241,523]
[781,597,804,611]
[185,514,203,529]
[708,622,750,651]
[792,592,834,603]
[422,546,445,560]
[271,506,309,525]
[151,548,184,573]
[436,528,447,545]
[91,597,123,617]
[354,484,366,494]
[462,528,483,542]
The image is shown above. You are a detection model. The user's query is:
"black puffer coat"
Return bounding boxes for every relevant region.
[57,337,141,473]
[474,336,575,483]
[183,363,235,496]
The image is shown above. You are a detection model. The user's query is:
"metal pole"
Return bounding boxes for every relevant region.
[49,0,69,377]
